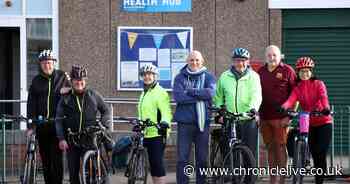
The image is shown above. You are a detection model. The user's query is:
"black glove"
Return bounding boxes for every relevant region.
[249,108,258,116]
[276,106,287,113]
[132,125,142,132]
[158,121,169,136]
[321,108,331,116]
[248,108,259,122]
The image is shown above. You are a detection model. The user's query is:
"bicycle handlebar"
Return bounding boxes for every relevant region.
[66,121,112,148]
[283,110,334,118]
[1,114,66,124]
[116,116,168,132]
[209,106,256,120]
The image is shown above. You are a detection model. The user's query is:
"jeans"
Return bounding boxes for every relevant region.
[176,123,209,184]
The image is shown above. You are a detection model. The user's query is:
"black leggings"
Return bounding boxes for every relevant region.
[143,136,166,177]
[308,124,332,184]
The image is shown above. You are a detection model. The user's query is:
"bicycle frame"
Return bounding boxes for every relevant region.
[209,107,257,184]
[117,117,168,184]
[216,109,255,149]
[22,132,38,184]
[67,124,110,184]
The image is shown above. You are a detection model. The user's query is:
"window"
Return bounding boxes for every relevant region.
[26,18,52,87]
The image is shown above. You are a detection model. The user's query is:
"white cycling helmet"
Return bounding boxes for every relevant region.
[140,64,158,77]
[38,49,56,62]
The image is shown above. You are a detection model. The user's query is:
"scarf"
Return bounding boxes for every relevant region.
[186,66,206,132]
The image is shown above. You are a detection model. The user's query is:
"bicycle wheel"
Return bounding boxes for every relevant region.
[21,152,37,184]
[210,137,224,168]
[209,137,224,183]
[292,140,307,184]
[127,149,148,184]
[82,150,109,184]
[220,145,256,184]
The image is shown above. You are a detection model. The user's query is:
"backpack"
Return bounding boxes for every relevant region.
[112,136,132,169]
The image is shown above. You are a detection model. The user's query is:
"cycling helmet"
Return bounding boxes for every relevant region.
[296,57,315,70]
[232,48,250,59]
[140,64,158,77]
[38,50,56,62]
[70,64,88,80]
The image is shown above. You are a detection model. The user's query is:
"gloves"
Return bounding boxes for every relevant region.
[248,108,259,123]
[277,106,287,113]
[132,125,142,132]
[249,108,258,116]
[321,108,331,116]
[158,121,169,136]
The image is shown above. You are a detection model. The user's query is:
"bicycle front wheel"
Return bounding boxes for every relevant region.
[209,136,224,183]
[21,152,37,184]
[292,140,307,184]
[127,149,148,184]
[82,150,109,184]
[220,145,257,184]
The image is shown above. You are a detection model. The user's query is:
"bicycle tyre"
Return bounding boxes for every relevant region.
[82,150,109,184]
[292,140,306,184]
[127,149,148,184]
[220,145,257,184]
[209,137,224,183]
[22,152,36,184]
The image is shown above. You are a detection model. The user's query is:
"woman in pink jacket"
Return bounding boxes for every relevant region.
[282,57,332,184]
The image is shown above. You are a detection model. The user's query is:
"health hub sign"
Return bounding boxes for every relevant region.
[121,0,192,12]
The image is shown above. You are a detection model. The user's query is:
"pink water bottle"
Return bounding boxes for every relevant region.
[299,112,310,133]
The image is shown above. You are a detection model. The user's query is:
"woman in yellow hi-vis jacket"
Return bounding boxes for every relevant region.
[138,64,172,184]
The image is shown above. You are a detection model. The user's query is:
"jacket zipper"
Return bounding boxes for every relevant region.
[46,78,51,118]
[235,79,239,113]
[76,94,85,132]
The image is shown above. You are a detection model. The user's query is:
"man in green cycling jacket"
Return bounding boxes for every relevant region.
[213,47,262,157]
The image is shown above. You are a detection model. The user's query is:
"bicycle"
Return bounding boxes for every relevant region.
[66,121,113,184]
[283,110,332,184]
[117,117,168,184]
[209,106,257,184]
[1,114,63,184]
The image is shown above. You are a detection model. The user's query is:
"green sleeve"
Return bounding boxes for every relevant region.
[213,76,224,108]
[249,73,262,111]
[157,90,172,137]
[157,90,172,124]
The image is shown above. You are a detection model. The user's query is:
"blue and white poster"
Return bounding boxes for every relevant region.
[117,26,193,91]
[121,0,192,12]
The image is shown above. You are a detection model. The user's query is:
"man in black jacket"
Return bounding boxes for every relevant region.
[27,50,70,184]
[55,64,111,184]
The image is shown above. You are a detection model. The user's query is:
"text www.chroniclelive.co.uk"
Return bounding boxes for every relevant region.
[183,165,342,177]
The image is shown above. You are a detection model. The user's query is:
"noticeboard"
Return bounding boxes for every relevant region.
[117,26,193,91]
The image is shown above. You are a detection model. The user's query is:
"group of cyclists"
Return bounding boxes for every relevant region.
[26,44,332,184]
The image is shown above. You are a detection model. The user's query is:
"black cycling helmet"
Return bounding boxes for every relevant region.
[38,50,56,62]
[70,64,87,80]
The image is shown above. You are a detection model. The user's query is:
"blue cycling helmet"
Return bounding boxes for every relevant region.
[232,48,250,59]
